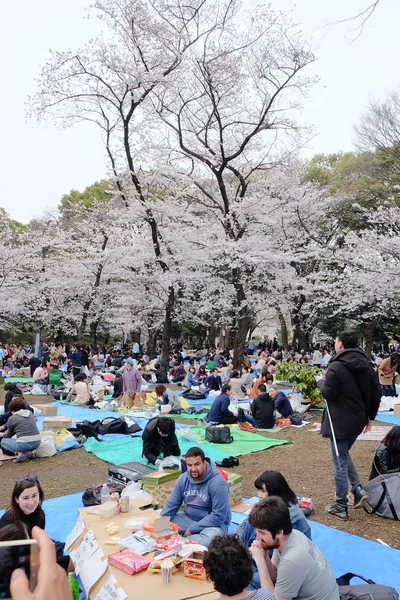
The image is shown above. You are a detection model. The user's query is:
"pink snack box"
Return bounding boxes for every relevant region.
[108,548,151,575]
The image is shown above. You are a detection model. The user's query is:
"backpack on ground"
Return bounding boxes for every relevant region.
[181,388,207,400]
[82,481,125,506]
[205,425,233,444]
[337,572,398,599]
[363,473,400,520]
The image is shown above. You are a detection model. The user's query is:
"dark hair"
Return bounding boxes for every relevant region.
[248,496,293,537]
[8,397,28,412]
[337,331,358,349]
[155,384,166,397]
[390,353,400,368]
[74,372,87,382]
[0,523,29,541]
[231,370,239,378]
[261,368,270,378]
[199,365,206,371]
[157,417,175,436]
[221,384,231,393]
[185,446,205,461]
[204,534,253,596]
[382,425,400,453]
[242,366,248,373]
[258,384,267,393]
[10,477,45,531]
[254,471,297,505]
[4,383,20,392]
[265,372,274,382]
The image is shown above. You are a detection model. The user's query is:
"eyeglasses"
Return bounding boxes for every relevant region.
[16,475,37,486]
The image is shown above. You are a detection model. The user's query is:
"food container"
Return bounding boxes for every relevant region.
[99,501,117,519]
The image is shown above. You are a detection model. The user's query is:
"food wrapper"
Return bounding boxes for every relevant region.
[148,557,179,574]
[108,548,151,575]
[154,534,182,551]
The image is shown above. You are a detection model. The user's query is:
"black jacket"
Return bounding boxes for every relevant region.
[142,417,181,465]
[370,444,400,480]
[251,392,275,429]
[112,378,123,398]
[154,366,168,384]
[317,347,381,439]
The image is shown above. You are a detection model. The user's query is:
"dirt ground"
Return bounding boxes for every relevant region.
[0,390,398,549]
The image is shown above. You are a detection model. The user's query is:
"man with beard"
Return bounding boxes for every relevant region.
[248,497,339,600]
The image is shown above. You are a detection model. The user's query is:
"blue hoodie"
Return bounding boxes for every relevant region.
[160,461,231,534]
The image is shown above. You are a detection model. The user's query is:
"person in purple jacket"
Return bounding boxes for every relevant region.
[160,446,231,547]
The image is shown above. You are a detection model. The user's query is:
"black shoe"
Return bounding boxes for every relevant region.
[230,456,239,466]
[215,457,235,468]
[353,486,369,509]
[325,503,348,520]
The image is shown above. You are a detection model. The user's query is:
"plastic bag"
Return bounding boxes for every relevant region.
[124,482,153,507]
[119,531,156,555]
[31,384,47,395]
[158,456,181,471]
[54,428,75,449]
[178,428,203,444]
[36,436,57,458]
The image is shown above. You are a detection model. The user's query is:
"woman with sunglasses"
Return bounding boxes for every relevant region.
[0,475,71,572]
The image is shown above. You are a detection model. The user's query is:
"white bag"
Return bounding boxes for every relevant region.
[36,436,57,458]
[158,456,181,471]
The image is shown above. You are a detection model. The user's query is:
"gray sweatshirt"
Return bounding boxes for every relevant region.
[3,410,41,444]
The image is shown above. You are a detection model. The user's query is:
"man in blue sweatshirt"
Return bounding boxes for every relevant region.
[160,446,231,547]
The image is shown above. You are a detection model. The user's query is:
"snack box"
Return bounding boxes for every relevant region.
[183,551,206,580]
[108,548,151,575]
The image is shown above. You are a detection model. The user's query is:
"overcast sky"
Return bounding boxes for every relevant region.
[1,0,398,222]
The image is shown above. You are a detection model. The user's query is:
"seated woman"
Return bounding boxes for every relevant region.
[0,397,41,463]
[370,425,400,480]
[195,364,208,384]
[0,383,24,426]
[203,534,275,600]
[154,384,181,413]
[66,372,90,405]
[0,475,71,572]
[236,470,311,590]
[142,416,181,465]
[182,365,198,388]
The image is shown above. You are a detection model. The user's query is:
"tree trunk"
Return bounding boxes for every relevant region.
[90,321,99,350]
[364,317,380,360]
[276,307,289,349]
[233,312,249,369]
[147,328,159,359]
[160,286,175,370]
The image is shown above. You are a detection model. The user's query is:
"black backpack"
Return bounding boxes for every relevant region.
[205,425,233,444]
[337,572,399,599]
[82,481,125,506]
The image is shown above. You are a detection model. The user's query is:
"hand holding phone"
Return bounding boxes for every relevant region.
[9,527,70,600]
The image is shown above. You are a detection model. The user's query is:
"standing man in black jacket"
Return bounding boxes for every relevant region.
[316,331,381,521]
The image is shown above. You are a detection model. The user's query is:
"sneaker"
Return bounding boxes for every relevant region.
[215,457,235,468]
[325,503,348,520]
[230,456,239,466]
[353,486,369,509]
[14,453,27,464]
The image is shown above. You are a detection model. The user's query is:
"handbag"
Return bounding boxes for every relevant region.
[205,425,233,444]
[337,572,398,599]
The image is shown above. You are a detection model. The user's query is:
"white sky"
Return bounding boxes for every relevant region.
[1,0,399,222]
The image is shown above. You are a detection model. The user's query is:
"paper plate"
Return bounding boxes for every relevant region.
[178,544,207,557]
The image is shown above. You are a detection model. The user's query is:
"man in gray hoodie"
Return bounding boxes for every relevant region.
[161,446,231,547]
[0,397,41,462]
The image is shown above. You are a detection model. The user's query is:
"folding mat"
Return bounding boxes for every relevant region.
[188,425,290,457]
[377,413,400,426]
[311,423,393,441]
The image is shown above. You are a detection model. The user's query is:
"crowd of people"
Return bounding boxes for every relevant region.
[0,331,399,598]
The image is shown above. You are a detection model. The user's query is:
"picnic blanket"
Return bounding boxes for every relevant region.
[377,413,400,426]
[189,425,290,457]
[311,423,393,441]
[4,377,33,383]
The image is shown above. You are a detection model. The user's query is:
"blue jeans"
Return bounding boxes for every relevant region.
[330,438,361,508]
[1,438,41,456]
[169,512,225,547]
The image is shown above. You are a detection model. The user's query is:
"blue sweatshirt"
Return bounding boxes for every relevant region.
[208,392,233,423]
[160,461,231,534]
[274,391,293,418]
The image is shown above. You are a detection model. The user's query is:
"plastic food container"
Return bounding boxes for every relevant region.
[99,501,117,519]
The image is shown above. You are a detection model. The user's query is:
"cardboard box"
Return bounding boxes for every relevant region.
[227,472,244,508]
[22,367,31,378]
[141,469,181,486]
[394,404,400,417]
[42,416,72,432]
[35,404,58,416]
[142,480,176,508]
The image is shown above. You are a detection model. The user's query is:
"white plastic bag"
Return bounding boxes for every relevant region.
[158,456,181,471]
[178,427,203,444]
[124,481,153,508]
[36,436,57,458]
[31,384,47,395]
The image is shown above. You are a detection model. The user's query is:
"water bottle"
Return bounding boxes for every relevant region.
[100,483,110,504]
[68,573,79,600]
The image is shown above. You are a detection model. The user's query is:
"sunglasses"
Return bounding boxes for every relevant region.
[16,475,38,486]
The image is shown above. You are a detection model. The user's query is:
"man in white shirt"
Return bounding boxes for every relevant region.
[249,497,339,600]
[132,341,140,360]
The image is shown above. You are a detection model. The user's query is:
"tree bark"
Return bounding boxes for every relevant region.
[147,328,159,359]
[90,321,99,350]
[364,316,380,360]
[276,307,289,349]
[161,286,175,370]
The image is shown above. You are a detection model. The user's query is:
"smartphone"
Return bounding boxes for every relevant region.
[139,502,159,511]
[0,539,39,599]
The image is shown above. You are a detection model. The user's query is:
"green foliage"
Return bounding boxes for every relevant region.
[59,180,113,215]
[276,361,324,407]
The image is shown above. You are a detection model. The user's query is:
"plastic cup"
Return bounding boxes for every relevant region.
[161,560,174,583]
